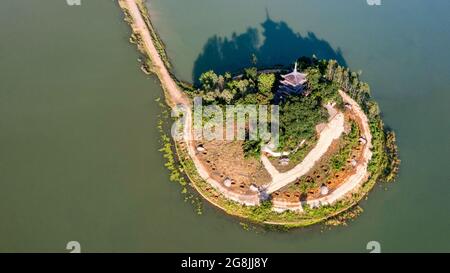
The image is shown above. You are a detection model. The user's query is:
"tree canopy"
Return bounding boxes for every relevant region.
[192,57,393,159]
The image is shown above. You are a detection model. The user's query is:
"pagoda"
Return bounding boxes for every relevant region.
[278,62,308,95]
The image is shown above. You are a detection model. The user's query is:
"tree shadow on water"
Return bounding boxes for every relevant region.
[192,11,347,83]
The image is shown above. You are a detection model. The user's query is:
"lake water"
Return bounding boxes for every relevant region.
[0,0,449,252]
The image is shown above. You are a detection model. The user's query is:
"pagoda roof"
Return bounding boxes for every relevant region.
[280,63,307,87]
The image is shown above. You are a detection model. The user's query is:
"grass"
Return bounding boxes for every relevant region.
[330,121,359,171]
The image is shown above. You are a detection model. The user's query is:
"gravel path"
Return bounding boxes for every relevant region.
[122,0,373,208]
[263,111,345,193]
[121,0,260,205]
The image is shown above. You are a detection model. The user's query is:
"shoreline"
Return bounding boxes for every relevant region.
[118,0,397,227]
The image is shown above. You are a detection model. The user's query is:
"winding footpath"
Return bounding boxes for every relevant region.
[263,111,345,194]
[120,0,189,107]
[306,90,373,207]
[120,0,373,211]
[120,0,260,206]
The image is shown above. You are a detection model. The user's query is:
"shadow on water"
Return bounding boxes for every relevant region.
[192,10,347,83]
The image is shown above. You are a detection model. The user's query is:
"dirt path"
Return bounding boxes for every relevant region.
[305,90,373,207]
[121,0,189,107]
[120,0,260,206]
[121,0,373,209]
[263,111,345,194]
[264,91,373,206]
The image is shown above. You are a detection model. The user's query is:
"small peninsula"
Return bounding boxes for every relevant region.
[119,0,399,227]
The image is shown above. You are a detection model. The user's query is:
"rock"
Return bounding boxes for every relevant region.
[196,145,206,152]
[279,157,290,166]
[320,185,329,196]
[223,178,232,187]
[249,184,259,192]
[351,159,357,167]
[359,137,367,145]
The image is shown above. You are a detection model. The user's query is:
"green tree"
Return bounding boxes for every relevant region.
[244,67,258,82]
[258,73,275,94]
[199,70,219,91]
[234,79,251,95]
[218,89,235,104]
[279,96,327,149]
[255,73,275,105]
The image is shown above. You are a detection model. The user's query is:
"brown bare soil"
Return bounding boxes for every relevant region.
[195,140,271,194]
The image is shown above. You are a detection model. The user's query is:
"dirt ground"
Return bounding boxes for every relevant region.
[191,105,367,200]
[195,140,271,194]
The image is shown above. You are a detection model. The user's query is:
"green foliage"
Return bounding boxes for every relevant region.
[159,133,187,187]
[302,201,348,218]
[244,67,258,82]
[305,68,341,105]
[297,177,316,195]
[288,139,316,166]
[330,121,359,171]
[242,139,262,158]
[196,69,273,105]
[257,73,275,104]
[325,58,399,183]
[247,200,273,222]
[199,70,219,91]
[279,95,327,150]
[384,131,400,182]
[257,73,275,94]
[325,205,363,226]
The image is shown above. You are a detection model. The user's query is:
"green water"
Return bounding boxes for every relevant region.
[0,0,449,252]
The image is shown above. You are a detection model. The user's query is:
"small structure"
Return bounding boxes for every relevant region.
[262,143,290,157]
[359,137,367,145]
[279,157,290,166]
[196,144,206,152]
[320,185,329,196]
[223,178,232,188]
[278,62,308,95]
